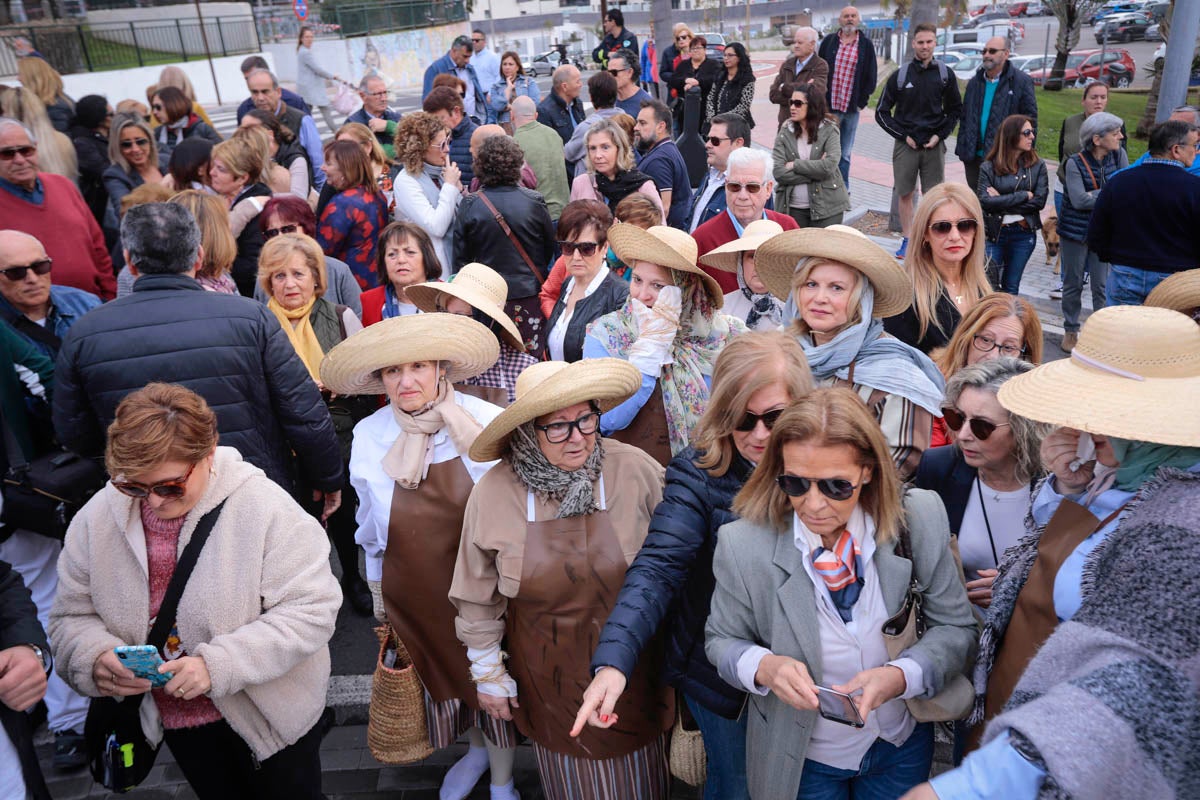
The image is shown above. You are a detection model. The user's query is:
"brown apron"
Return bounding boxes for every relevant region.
[970,498,1125,749]
[381,457,479,706]
[610,383,673,467]
[504,484,673,760]
[454,382,511,408]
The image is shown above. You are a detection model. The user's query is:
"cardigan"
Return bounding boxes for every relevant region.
[392,168,462,277]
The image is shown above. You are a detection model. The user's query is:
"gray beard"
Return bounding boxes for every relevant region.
[840,24,857,36]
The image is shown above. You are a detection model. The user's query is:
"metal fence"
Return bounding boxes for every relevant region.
[317,0,467,38]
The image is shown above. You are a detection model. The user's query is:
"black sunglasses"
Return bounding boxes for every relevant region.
[928,218,978,236]
[264,223,300,240]
[982,47,1005,54]
[535,411,601,443]
[790,99,808,108]
[0,145,36,161]
[0,258,52,281]
[942,407,1011,440]
[607,67,630,76]
[705,135,729,147]
[735,408,783,432]
[119,137,150,149]
[557,240,601,257]
[776,474,860,501]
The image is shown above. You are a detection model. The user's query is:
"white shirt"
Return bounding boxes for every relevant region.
[348,393,503,581]
[472,48,501,95]
[689,166,726,232]
[959,480,1029,582]
[457,65,479,117]
[547,264,610,362]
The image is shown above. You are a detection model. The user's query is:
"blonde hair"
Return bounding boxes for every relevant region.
[693,331,814,475]
[336,121,390,168]
[230,125,275,183]
[170,190,236,281]
[213,133,267,183]
[905,183,990,343]
[586,118,635,174]
[105,383,218,479]
[786,257,868,337]
[257,233,328,298]
[107,116,159,175]
[116,99,149,120]
[934,293,1043,377]
[16,58,67,108]
[0,87,77,180]
[732,387,903,541]
[157,66,197,102]
[119,183,172,216]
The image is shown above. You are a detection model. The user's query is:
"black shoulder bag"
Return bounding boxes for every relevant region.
[84,500,226,793]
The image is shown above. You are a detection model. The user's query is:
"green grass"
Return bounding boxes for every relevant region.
[79,31,188,72]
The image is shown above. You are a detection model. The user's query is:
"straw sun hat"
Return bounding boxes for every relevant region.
[753,225,913,318]
[996,306,1200,448]
[320,313,500,396]
[469,359,641,462]
[606,223,725,309]
[1145,268,1200,316]
[698,219,785,273]
[405,263,525,351]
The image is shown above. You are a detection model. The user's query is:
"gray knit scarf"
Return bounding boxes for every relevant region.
[508,423,605,519]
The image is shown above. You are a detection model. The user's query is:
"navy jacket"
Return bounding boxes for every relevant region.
[954,61,1038,164]
[236,88,309,125]
[423,53,486,123]
[592,446,753,718]
[913,445,976,535]
[1088,162,1200,273]
[449,115,479,188]
[818,31,878,112]
[52,274,343,493]
[348,106,402,152]
[636,138,694,229]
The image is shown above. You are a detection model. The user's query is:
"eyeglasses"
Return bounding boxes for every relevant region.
[734,408,784,432]
[972,333,1026,358]
[941,407,1011,440]
[1020,128,1036,137]
[151,103,164,111]
[775,474,861,501]
[928,218,978,236]
[557,240,601,257]
[726,182,764,194]
[119,137,150,150]
[111,462,198,500]
[263,223,300,240]
[790,99,807,108]
[535,411,601,443]
[434,138,451,150]
[0,258,52,281]
[982,47,1005,54]
[706,136,729,147]
[0,145,36,161]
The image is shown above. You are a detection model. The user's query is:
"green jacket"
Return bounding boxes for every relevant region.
[513,120,571,220]
[0,321,55,460]
[772,118,850,223]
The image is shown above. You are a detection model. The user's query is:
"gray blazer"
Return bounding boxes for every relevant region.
[705,488,977,800]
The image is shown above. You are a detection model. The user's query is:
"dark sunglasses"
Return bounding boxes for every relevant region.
[706,136,729,147]
[535,411,601,444]
[941,407,1011,440]
[928,218,978,236]
[1020,128,1036,137]
[263,223,300,240]
[557,240,601,257]
[151,103,164,111]
[0,145,35,161]
[776,474,860,501]
[726,181,764,195]
[0,258,52,281]
[111,462,198,500]
[735,408,784,432]
[607,67,629,76]
[790,99,808,108]
[119,137,150,149]
[982,47,1005,54]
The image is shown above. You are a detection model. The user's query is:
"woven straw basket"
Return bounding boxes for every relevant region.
[668,703,707,787]
[367,626,434,764]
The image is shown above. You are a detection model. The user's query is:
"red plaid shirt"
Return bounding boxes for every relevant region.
[830,33,860,113]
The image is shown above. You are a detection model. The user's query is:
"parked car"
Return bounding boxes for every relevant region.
[1008,2,1030,16]
[952,55,985,81]
[965,10,1011,27]
[1084,2,1144,25]
[1144,2,1170,23]
[1095,12,1153,43]
[526,49,584,77]
[1010,54,1051,73]
[1145,22,1162,42]
[1024,2,1052,15]
[941,42,989,56]
[696,31,726,60]
[934,50,972,70]
[938,22,1022,48]
[1027,48,1137,86]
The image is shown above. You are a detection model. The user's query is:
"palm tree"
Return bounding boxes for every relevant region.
[1044,0,1105,89]
[1137,0,1174,135]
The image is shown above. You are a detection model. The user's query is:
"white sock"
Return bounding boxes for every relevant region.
[439,746,490,800]
[489,779,520,800]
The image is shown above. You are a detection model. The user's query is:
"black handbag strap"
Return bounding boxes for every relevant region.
[147,500,226,651]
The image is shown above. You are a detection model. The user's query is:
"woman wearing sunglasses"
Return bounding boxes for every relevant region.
[103,116,165,220]
[755,225,946,480]
[667,36,719,133]
[392,112,462,291]
[771,87,850,230]
[575,331,811,799]
[977,115,1048,297]
[50,383,341,799]
[705,386,976,800]
[705,42,756,131]
[151,86,222,159]
[884,182,992,355]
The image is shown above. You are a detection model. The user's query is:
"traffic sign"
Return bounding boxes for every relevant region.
[294,0,308,21]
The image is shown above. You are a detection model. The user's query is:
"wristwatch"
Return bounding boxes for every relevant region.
[23,643,51,673]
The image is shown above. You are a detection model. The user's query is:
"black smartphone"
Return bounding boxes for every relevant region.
[815,685,865,728]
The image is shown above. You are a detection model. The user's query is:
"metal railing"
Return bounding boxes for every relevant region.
[317,0,467,38]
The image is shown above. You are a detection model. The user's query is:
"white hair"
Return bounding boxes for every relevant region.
[726,146,772,184]
[794,26,818,44]
[0,117,36,145]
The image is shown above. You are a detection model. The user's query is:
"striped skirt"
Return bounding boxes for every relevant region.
[531,733,669,800]
[423,692,518,750]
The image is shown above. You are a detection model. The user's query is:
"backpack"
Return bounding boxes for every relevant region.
[896,59,949,90]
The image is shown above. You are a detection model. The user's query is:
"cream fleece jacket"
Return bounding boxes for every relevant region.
[49,446,341,760]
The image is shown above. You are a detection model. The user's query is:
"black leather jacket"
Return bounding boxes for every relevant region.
[452,186,556,301]
[977,158,1049,241]
[546,270,629,362]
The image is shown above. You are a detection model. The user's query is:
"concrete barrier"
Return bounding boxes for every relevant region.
[57,51,273,107]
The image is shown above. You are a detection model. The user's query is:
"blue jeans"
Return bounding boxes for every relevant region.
[684,693,750,800]
[986,226,1038,295]
[1053,188,1063,217]
[795,723,934,800]
[1106,263,1173,307]
[833,108,861,189]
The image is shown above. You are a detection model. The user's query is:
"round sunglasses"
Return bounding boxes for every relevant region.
[941,407,1010,440]
[775,474,860,501]
[111,462,198,499]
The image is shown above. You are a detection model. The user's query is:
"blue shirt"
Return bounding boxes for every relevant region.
[0,176,44,204]
[615,88,654,119]
[976,76,1000,158]
[582,332,712,433]
[1122,153,1200,177]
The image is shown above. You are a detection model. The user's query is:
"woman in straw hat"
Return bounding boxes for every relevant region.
[755,225,945,480]
[258,232,375,615]
[1145,267,1200,323]
[574,331,813,799]
[909,306,1200,800]
[321,314,522,800]
[406,262,538,405]
[450,359,673,799]
[584,223,746,466]
[699,218,787,331]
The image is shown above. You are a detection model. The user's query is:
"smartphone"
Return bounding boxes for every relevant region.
[114,645,172,688]
[815,685,865,728]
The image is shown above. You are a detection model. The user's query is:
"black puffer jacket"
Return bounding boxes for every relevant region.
[592,446,753,718]
[69,125,111,226]
[452,185,556,300]
[52,274,343,493]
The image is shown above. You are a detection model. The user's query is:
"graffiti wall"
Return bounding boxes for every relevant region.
[344,23,467,92]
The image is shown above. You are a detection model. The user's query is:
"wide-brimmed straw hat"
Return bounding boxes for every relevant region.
[753,225,913,318]
[698,219,785,273]
[606,223,725,309]
[405,263,525,351]
[1145,269,1200,316]
[996,306,1200,447]
[320,313,500,396]
[469,359,641,462]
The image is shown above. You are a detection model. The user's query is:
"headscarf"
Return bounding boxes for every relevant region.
[267,297,324,382]
[508,421,605,518]
[589,272,746,455]
[738,254,784,331]
[783,281,945,414]
[1109,438,1200,492]
[384,379,483,489]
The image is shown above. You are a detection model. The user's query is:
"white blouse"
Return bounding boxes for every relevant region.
[547,264,610,362]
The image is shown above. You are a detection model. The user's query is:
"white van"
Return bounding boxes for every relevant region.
[937,22,1021,49]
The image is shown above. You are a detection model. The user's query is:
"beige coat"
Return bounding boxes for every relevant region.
[49,446,341,760]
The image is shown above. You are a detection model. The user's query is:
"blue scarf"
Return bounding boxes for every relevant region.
[1109,438,1200,491]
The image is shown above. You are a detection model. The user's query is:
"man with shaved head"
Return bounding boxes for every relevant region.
[769,25,829,129]
[955,34,1037,189]
[818,6,878,187]
[466,124,539,193]
[512,95,569,220]
[0,231,100,361]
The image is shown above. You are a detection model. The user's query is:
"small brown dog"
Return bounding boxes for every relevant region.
[1042,215,1061,275]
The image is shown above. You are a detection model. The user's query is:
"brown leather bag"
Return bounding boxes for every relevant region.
[477,191,546,285]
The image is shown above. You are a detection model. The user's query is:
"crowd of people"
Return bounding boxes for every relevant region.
[2,10,1200,800]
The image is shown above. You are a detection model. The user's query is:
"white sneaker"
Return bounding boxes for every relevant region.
[1050,280,1062,300]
